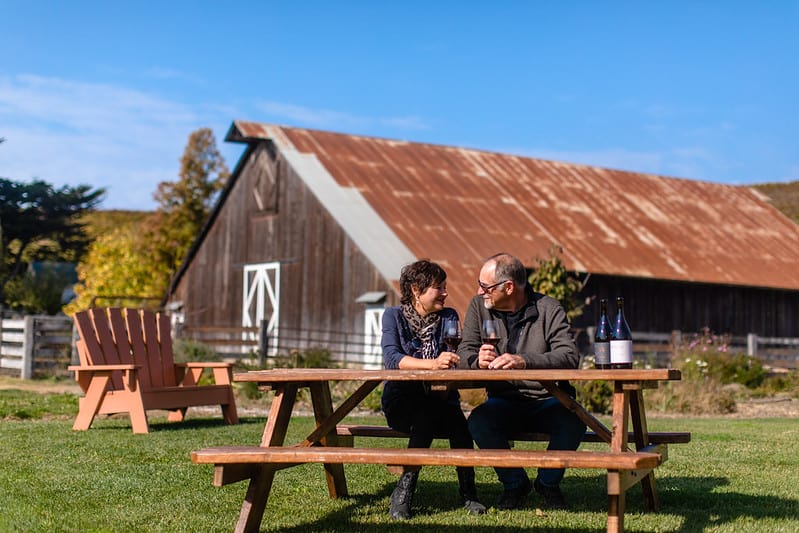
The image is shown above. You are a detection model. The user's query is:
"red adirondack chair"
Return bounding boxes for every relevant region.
[69,307,238,434]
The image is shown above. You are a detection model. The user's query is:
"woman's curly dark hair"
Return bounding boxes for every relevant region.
[399,260,447,306]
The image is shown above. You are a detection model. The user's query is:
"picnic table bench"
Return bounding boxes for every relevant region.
[191,368,687,533]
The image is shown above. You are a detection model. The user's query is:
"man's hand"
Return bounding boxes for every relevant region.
[487,353,526,370]
[477,344,497,369]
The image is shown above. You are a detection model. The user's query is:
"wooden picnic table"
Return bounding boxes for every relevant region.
[192,368,684,533]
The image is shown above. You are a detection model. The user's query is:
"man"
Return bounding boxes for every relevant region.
[457,252,586,510]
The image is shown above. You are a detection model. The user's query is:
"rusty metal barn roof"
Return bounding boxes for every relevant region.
[228,121,799,312]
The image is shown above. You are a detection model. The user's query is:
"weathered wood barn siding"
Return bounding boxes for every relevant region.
[170,142,398,335]
[576,275,799,338]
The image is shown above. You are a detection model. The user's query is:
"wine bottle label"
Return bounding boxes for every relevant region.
[610,339,633,364]
[595,343,610,365]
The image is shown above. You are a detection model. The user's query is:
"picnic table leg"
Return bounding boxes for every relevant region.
[607,470,625,533]
[629,388,659,511]
[236,466,280,533]
[610,382,630,453]
[309,382,348,498]
[234,384,299,533]
[606,383,631,533]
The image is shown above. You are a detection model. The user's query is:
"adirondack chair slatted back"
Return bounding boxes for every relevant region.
[74,308,127,390]
[107,308,135,367]
[125,308,177,389]
[157,312,176,373]
[70,306,238,433]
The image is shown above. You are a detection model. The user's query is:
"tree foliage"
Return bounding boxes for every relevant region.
[528,244,585,322]
[64,222,168,313]
[151,128,229,275]
[0,178,104,307]
[4,266,73,315]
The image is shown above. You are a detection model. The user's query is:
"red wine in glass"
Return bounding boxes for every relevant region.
[481,319,500,348]
[443,317,462,351]
[444,335,462,351]
[482,337,500,348]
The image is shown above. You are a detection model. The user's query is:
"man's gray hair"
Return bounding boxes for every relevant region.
[486,252,527,286]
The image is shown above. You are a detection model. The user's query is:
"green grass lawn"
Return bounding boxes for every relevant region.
[1,389,798,532]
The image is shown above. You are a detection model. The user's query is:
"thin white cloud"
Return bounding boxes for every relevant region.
[0,74,231,210]
[381,116,429,130]
[255,99,428,132]
[142,67,206,85]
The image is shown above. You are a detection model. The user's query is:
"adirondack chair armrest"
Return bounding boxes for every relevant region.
[174,362,234,386]
[68,364,141,393]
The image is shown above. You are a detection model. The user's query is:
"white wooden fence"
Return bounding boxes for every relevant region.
[0,315,74,379]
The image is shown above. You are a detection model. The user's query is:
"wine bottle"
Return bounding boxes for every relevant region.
[610,297,633,369]
[594,299,612,369]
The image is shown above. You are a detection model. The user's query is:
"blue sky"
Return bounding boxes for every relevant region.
[2,1,797,210]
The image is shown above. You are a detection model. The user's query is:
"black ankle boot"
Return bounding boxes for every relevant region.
[457,467,487,515]
[389,470,419,520]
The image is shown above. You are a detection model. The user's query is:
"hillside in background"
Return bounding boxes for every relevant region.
[752,181,799,224]
[80,210,152,239]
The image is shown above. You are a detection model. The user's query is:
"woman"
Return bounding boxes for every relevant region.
[381,259,486,520]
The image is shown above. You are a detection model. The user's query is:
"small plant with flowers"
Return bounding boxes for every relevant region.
[647,327,767,414]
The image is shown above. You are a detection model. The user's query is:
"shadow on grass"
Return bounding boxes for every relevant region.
[255,484,586,533]
[249,474,799,532]
[655,474,799,532]
[88,415,265,432]
[149,415,265,432]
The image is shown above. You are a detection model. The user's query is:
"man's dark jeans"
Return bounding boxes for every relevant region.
[468,396,587,489]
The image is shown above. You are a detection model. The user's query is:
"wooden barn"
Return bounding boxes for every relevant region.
[165,121,799,366]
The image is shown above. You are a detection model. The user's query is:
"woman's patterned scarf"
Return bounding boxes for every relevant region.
[401,303,440,359]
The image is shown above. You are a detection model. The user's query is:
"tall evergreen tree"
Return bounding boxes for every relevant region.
[0,178,104,306]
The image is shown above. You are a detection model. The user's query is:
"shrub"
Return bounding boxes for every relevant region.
[673,327,766,389]
[271,347,336,369]
[172,339,220,363]
[575,379,613,414]
[171,339,227,386]
[646,379,738,415]
[4,268,72,315]
[637,327,770,415]
[755,369,799,398]
[235,347,340,403]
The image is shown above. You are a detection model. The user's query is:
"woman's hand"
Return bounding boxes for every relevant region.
[431,351,460,369]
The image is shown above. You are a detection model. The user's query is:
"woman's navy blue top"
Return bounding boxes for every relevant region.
[380,306,460,411]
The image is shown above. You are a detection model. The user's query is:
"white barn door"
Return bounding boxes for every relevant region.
[363,306,384,369]
[242,262,280,356]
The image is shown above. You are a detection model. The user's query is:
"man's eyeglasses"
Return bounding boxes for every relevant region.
[478,279,508,292]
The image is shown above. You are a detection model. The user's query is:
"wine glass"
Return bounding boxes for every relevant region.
[481,319,500,348]
[442,317,462,351]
